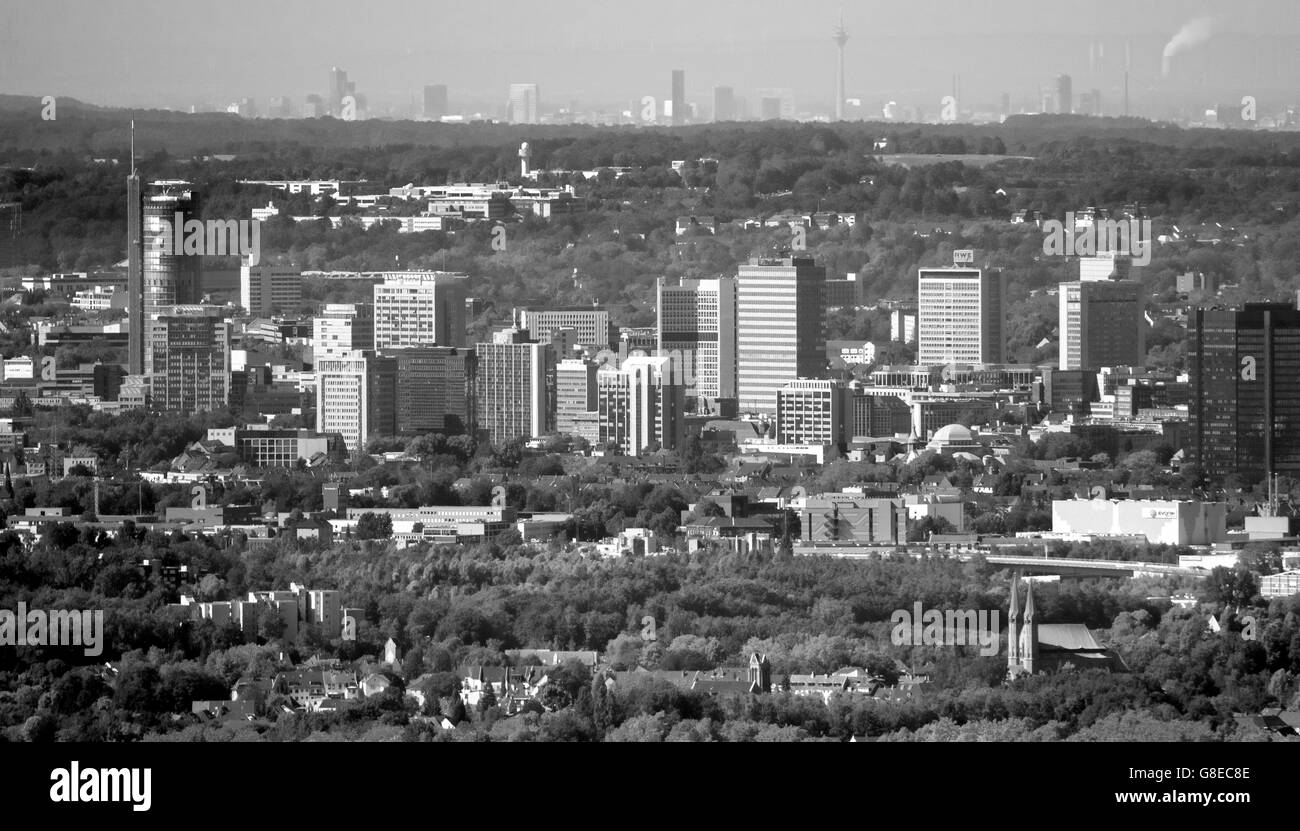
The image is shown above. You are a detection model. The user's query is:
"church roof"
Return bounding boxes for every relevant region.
[1037,623,1102,652]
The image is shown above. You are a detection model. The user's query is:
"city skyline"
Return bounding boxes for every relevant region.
[2,0,1300,761]
[3,1,1299,121]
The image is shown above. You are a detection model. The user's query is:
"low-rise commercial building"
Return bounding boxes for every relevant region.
[1051,499,1228,546]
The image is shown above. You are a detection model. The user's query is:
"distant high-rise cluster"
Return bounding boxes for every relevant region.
[713,85,735,122]
[328,66,356,116]
[671,70,686,126]
[423,84,448,120]
[1055,73,1073,114]
[508,83,540,124]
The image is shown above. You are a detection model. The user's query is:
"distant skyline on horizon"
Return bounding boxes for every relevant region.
[3,0,1299,121]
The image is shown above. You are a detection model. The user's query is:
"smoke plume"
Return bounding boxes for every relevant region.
[1161,16,1219,76]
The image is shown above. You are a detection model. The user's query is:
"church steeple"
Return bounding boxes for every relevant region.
[1019,579,1038,674]
[1006,573,1020,674]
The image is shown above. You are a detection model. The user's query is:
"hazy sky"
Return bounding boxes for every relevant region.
[2,0,1297,117]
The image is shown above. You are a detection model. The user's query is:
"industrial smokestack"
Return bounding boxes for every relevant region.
[1162,16,1219,77]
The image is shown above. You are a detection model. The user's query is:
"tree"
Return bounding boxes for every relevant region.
[9,390,33,418]
[491,440,524,469]
[477,680,498,714]
[1201,566,1259,606]
[907,515,956,542]
[356,512,392,540]
[591,676,613,734]
[446,694,468,726]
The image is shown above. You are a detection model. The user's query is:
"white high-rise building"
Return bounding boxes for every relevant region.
[776,379,849,446]
[313,303,374,361]
[315,352,396,454]
[372,271,468,349]
[657,276,737,414]
[916,267,1006,365]
[475,331,552,445]
[597,355,684,456]
[556,357,599,443]
[736,255,826,415]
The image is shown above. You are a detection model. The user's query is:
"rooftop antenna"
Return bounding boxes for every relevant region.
[130,117,136,176]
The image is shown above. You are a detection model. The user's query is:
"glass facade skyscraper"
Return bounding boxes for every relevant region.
[1189,302,1300,485]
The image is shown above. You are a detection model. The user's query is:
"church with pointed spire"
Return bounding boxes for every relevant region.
[1006,573,1126,679]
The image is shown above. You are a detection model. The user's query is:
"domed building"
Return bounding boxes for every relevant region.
[924,423,986,456]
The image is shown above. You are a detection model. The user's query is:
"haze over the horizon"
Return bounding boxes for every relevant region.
[2,0,1298,119]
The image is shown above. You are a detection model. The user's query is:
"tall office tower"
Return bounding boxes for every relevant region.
[304,94,326,118]
[513,307,615,350]
[476,333,553,445]
[372,272,468,349]
[141,182,202,374]
[713,86,735,122]
[1058,279,1145,370]
[423,84,448,119]
[736,254,827,415]
[833,12,849,121]
[597,355,684,456]
[1189,303,1300,485]
[313,303,375,361]
[671,70,686,126]
[329,66,352,114]
[556,357,600,443]
[760,96,783,121]
[240,263,302,317]
[916,267,1006,365]
[126,164,143,375]
[657,276,737,414]
[508,83,539,124]
[388,347,475,435]
[148,314,230,414]
[1055,73,1073,114]
[316,351,397,454]
[268,96,293,118]
[776,379,848,445]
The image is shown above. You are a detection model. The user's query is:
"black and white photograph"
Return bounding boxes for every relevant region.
[0,0,1297,809]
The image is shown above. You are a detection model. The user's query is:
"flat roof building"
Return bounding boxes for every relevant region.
[736,255,826,415]
[917,266,1005,365]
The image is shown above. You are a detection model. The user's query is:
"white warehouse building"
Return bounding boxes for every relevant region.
[1051,499,1227,546]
